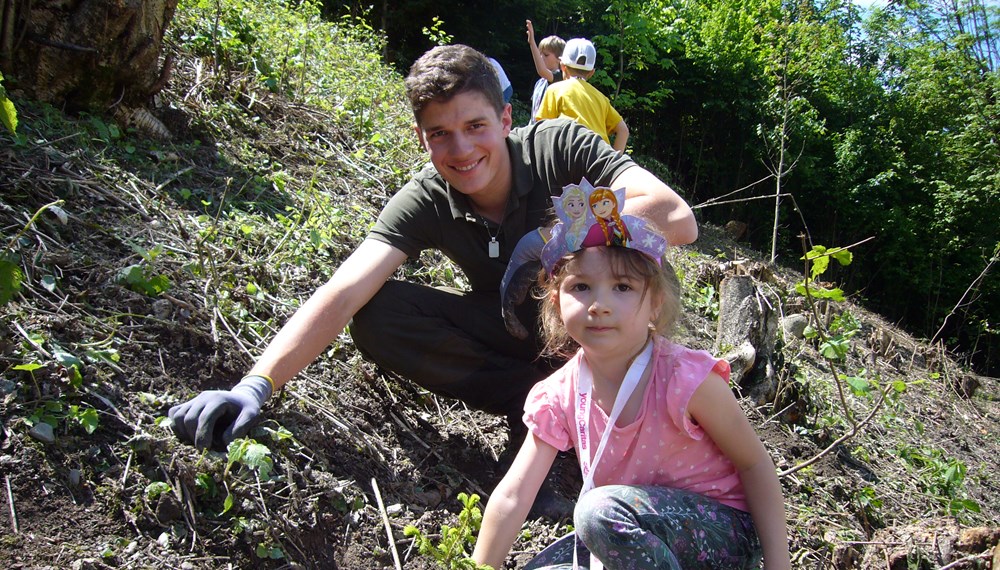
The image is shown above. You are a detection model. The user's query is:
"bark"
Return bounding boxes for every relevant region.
[0,0,177,112]
[714,275,780,404]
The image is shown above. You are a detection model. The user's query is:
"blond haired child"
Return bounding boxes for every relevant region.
[535,38,630,152]
[526,19,566,125]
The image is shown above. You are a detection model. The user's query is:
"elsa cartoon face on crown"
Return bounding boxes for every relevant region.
[553,184,592,252]
[540,178,668,273]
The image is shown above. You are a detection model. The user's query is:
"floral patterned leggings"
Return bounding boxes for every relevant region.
[523,485,763,570]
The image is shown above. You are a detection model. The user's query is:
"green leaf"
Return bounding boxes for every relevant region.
[14,362,43,372]
[194,473,217,497]
[843,374,871,396]
[830,248,853,266]
[221,492,235,514]
[84,347,120,364]
[0,254,24,305]
[144,481,172,500]
[795,282,846,302]
[256,544,285,559]
[70,405,100,434]
[948,498,980,514]
[52,346,83,370]
[820,336,851,360]
[0,71,17,134]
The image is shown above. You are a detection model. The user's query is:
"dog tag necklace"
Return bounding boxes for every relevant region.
[486,219,501,258]
[482,201,508,258]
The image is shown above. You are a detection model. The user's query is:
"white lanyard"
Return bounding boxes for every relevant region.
[573,340,653,569]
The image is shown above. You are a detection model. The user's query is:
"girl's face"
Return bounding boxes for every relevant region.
[555,248,657,361]
[592,197,614,219]
[564,195,587,220]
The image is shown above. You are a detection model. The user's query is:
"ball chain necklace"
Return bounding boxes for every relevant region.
[450,181,509,258]
[485,212,505,258]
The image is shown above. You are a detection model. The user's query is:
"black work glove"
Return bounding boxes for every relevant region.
[500,229,547,340]
[168,375,272,450]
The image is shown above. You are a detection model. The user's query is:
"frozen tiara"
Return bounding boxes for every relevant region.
[540,178,668,274]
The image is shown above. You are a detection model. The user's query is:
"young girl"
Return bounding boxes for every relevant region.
[474,185,791,570]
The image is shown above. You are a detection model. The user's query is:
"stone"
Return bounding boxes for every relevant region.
[781,314,810,339]
[28,422,55,444]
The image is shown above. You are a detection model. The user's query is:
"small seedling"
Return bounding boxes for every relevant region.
[404,492,493,570]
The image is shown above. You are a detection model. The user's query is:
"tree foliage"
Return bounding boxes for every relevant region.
[313,0,1000,373]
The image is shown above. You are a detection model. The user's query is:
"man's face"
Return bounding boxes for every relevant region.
[415,91,513,203]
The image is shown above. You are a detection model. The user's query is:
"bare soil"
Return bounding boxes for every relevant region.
[1,50,998,570]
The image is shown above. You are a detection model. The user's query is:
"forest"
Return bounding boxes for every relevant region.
[327,0,1000,377]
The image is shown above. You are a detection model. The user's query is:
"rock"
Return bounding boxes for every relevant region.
[152,298,172,319]
[831,543,860,569]
[956,526,1000,552]
[28,422,56,444]
[954,374,980,399]
[724,220,748,240]
[68,468,82,487]
[781,314,809,340]
[155,491,183,523]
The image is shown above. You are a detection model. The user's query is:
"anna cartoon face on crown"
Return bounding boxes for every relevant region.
[541,178,668,274]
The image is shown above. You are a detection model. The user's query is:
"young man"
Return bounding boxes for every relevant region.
[536,38,630,152]
[168,45,696,471]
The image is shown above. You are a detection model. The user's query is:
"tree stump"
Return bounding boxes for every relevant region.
[714,275,780,405]
[0,0,177,111]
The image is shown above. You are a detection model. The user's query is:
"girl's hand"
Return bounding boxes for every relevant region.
[474,434,559,569]
[526,19,536,44]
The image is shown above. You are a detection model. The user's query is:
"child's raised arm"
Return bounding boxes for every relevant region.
[473,433,559,569]
[688,373,793,570]
[526,20,555,83]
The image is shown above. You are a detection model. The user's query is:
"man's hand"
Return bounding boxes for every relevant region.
[168,375,272,450]
[500,229,547,340]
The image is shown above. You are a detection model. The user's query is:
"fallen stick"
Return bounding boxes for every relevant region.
[5,474,18,533]
[371,478,402,570]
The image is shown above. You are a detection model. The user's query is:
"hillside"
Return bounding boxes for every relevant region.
[1,27,999,570]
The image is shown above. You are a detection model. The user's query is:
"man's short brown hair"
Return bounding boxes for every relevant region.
[405,45,504,125]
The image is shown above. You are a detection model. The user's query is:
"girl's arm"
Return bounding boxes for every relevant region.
[473,433,559,569]
[688,373,792,570]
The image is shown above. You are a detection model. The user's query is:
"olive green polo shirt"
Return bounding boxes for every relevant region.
[367,118,634,293]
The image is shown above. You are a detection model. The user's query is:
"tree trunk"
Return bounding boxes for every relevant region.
[0,0,177,112]
[714,275,780,404]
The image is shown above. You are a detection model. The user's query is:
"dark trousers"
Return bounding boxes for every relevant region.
[351,280,556,419]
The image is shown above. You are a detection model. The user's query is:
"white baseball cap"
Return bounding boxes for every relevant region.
[560,38,596,71]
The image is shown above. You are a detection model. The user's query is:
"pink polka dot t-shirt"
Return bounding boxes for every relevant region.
[523,335,748,512]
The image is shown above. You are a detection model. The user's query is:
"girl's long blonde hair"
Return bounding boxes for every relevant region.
[537,247,680,359]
